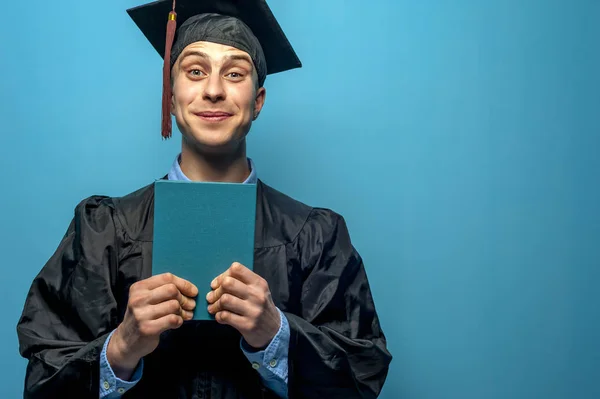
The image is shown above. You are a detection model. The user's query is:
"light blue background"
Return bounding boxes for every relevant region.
[1,0,599,397]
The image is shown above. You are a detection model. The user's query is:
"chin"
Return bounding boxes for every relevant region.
[177,117,250,154]
[182,131,243,155]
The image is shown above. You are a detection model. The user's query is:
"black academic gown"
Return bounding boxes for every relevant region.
[16,179,392,399]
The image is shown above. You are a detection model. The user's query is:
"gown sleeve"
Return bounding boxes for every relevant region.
[16,196,121,399]
[285,209,392,399]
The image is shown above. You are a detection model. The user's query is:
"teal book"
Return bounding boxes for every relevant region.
[152,180,257,320]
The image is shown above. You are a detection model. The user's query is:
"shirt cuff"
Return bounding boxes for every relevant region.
[240,308,290,382]
[99,329,144,398]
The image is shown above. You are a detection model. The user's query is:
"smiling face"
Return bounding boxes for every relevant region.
[171,41,266,154]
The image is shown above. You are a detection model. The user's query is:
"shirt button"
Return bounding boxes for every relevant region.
[269,359,278,367]
[103,381,110,390]
[252,362,260,370]
[117,388,125,394]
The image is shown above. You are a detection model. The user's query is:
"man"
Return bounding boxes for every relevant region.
[16,0,392,398]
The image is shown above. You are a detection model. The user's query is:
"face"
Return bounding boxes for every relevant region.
[171,41,266,154]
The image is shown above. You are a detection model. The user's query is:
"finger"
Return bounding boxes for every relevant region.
[148,284,196,311]
[181,309,194,320]
[145,299,194,321]
[146,314,184,336]
[206,287,219,305]
[142,273,199,297]
[215,310,246,330]
[210,273,223,290]
[212,265,238,290]
[206,276,249,304]
[180,295,196,311]
[226,262,259,285]
[208,293,248,316]
[139,273,179,290]
[209,267,233,292]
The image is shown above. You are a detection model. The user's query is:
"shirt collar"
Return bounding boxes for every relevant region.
[167,154,257,184]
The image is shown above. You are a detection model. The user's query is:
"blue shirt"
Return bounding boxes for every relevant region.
[99,155,290,398]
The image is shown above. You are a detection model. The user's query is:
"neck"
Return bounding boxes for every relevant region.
[179,140,250,183]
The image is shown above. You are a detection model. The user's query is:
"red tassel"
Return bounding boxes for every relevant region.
[161,1,177,139]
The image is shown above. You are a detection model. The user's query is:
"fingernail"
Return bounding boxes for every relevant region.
[206,291,211,301]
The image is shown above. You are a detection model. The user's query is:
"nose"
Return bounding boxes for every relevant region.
[202,74,226,103]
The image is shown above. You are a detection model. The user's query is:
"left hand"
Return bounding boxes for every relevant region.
[206,262,280,349]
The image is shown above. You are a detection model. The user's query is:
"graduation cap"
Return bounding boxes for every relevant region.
[127,0,302,139]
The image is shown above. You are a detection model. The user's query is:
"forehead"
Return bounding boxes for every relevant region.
[178,41,253,63]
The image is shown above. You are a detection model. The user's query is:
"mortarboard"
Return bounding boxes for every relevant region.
[127,0,302,139]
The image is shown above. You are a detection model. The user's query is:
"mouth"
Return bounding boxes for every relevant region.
[194,111,233,123]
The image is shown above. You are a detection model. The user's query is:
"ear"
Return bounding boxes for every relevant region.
[171,92,176,116]
[170,66,177,116]
[253,87,266,120]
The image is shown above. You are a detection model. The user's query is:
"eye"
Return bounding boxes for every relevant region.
[188,69,205,77]
[227,72,244,79]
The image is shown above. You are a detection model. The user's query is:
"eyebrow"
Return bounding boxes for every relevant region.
[179,50,254,67]
[225,54,254,66]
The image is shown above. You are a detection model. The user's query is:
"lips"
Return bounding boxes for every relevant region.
[195,111,233,122]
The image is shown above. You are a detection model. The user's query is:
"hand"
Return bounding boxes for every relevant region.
[206,262,280,349]
[107,273,198,380]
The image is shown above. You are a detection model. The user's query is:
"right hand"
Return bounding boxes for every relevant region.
[107,273,198,379]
